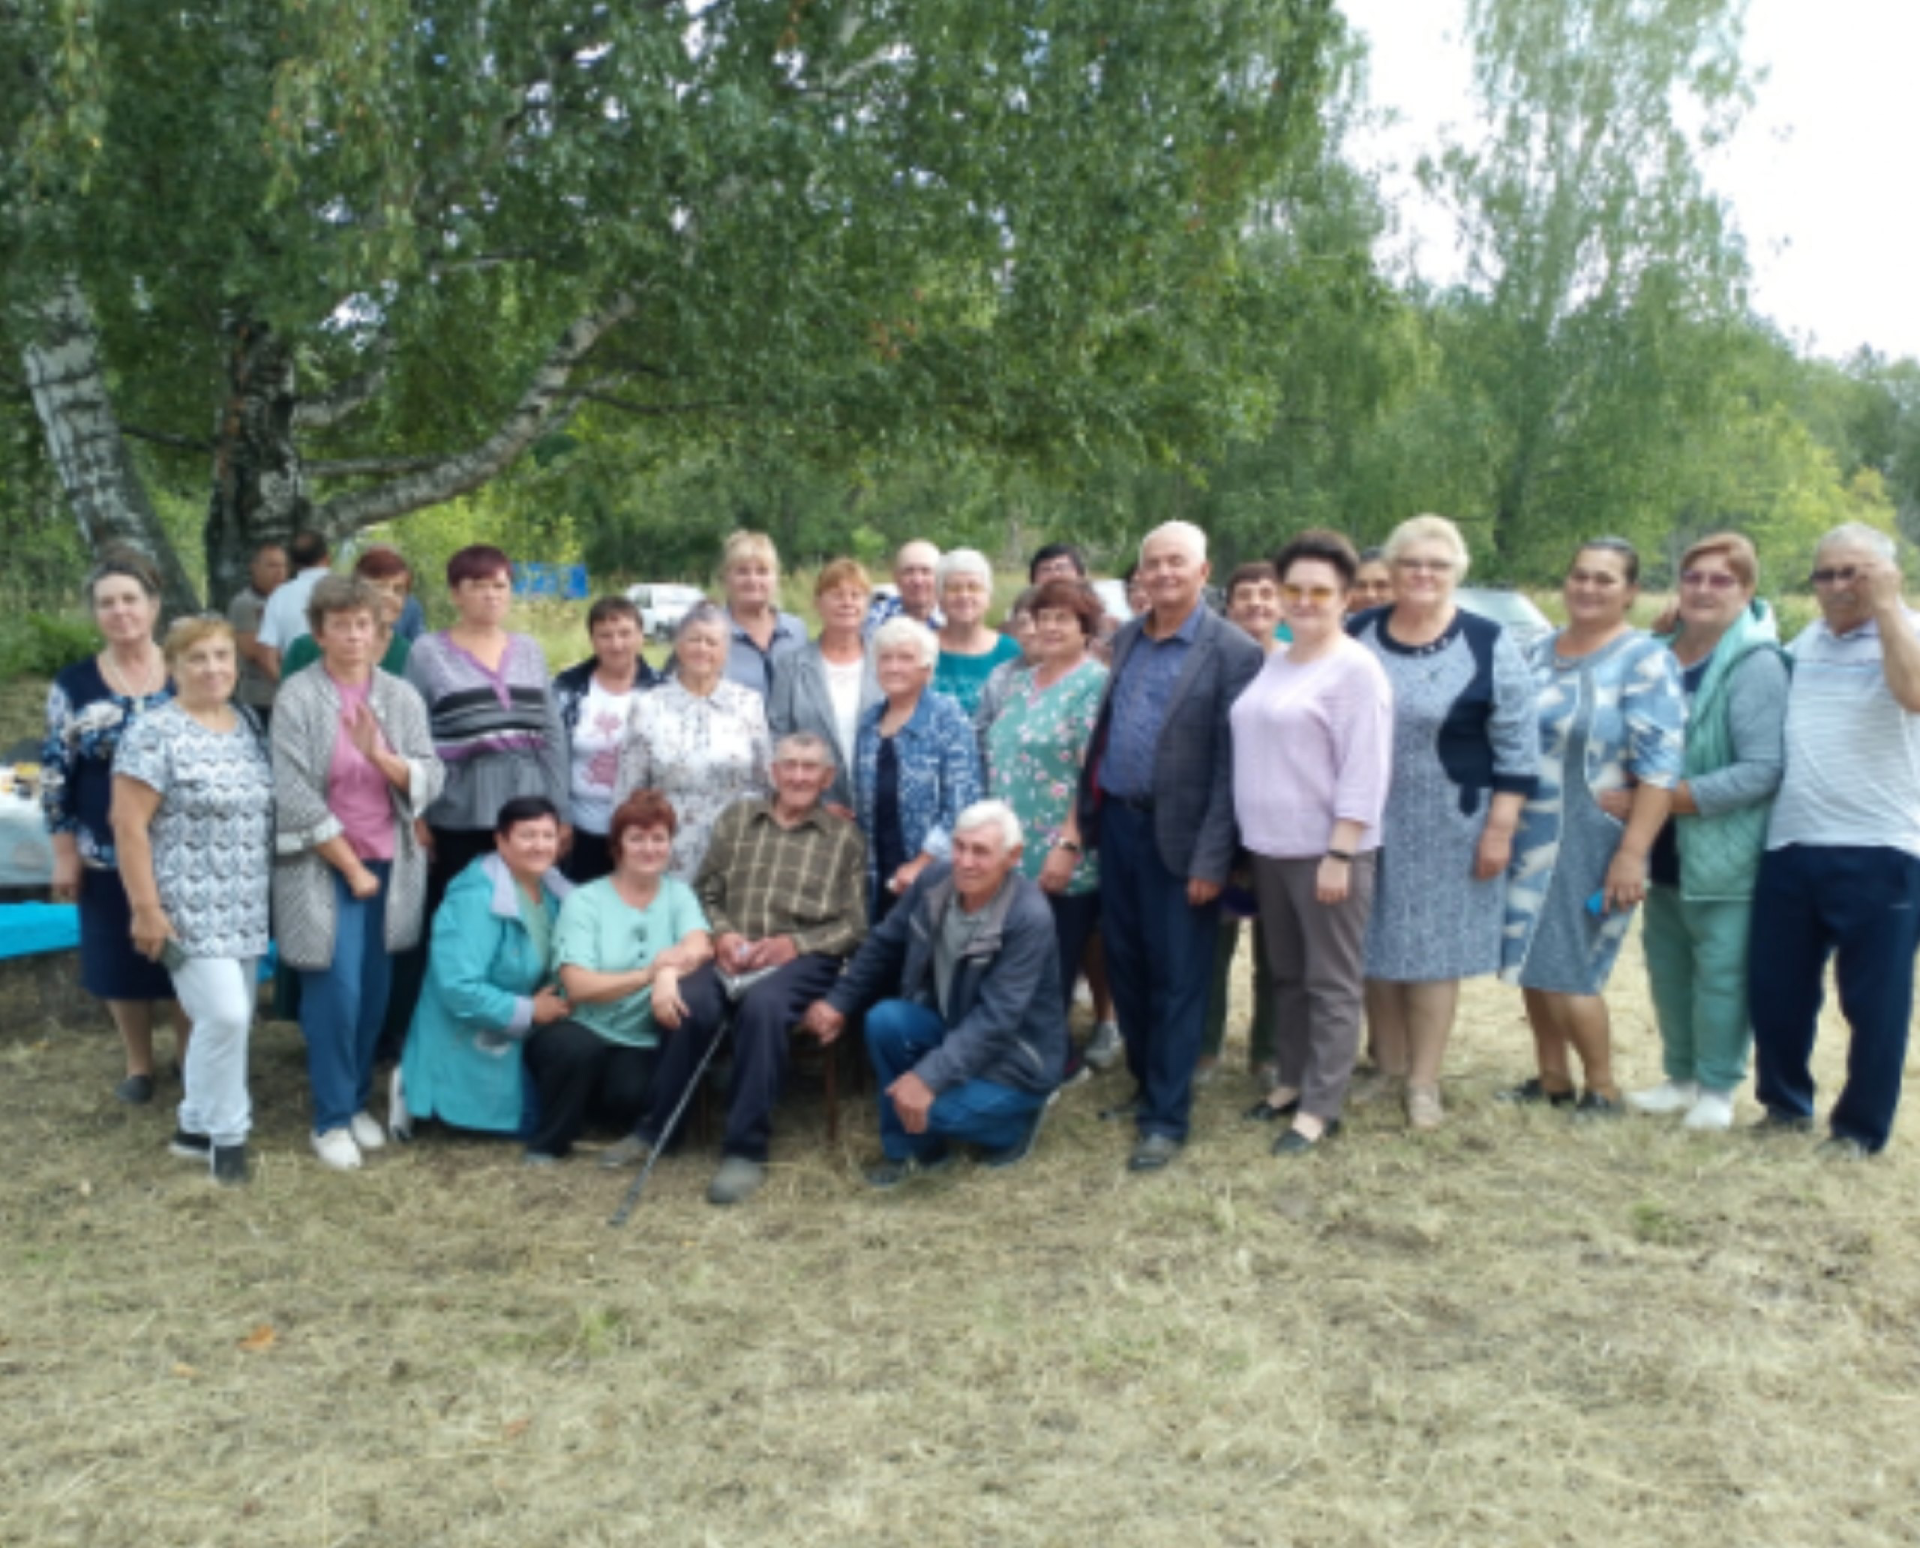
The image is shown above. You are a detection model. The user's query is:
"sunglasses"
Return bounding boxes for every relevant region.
[1281,583,1339,605]
[1808,566,1860,587]
[1393,558,1453,574]
[1679,570,1740,590]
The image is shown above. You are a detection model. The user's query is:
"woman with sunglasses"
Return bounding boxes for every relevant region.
[1499,539,1686,1115]
[1613,533,1786,1131]
[1232,530,1393,1155]
[1349,514,1537,1130]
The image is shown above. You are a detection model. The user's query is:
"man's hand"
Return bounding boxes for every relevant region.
[714,932,752,973]
[748,935,799,970]
[888,1072,935,1135]
[1187,877,1222,907]
[801,1001,846,1045]
[1862,554,1907,615]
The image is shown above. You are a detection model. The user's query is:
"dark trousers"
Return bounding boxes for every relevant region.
[866,999,1046,1161]
[562,828,614,885]
[639,957,835,1162]
[1098,801,1221,1143]
[522,977,723,1159]
[1750,844,1920,1152]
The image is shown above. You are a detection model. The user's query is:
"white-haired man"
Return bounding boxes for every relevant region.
[802,800,1065,1184]
[1075,520,1264,1171]
[1751,523,1920,1157]
[864,539,946,637]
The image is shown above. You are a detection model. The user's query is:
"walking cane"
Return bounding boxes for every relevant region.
[608,1013,729,1226]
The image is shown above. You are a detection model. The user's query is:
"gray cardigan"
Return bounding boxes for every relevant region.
[764,640,881,810]
[270,666,445,970]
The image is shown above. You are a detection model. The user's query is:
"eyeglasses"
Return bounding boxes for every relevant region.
[1281,583,1339,605]
[1808,566,1860,587]
[1679,570,1740,590]
[1393,558,1453,574]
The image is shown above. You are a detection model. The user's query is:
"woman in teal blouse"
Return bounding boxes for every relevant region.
[393,796,573,1138]
[932,548,1022,714]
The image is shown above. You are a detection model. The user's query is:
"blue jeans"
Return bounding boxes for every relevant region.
[865,999,1045,1161]
[1097,801,1221,1142]
[298,862,393,1136]
[1750,844,1920,1152]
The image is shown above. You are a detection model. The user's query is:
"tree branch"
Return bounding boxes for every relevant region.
[315,291,639,538]
[306,453,454,479]
[292,347,391,431]
[120,424,215,454]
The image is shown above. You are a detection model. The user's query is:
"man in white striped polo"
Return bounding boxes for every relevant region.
[1750,522,1920,1157]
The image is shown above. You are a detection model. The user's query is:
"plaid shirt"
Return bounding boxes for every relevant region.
[694,798,869,959]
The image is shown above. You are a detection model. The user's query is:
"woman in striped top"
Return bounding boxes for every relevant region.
[404,545,571,912]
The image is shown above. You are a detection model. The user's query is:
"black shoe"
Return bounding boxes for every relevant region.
[1751,1109,1815,1135]
[115,1074,156,1105]
[1572,1091,1623,1121]
[1127,1133,1182,1172]
[167,1129,211,1161]
[864,1150,957,1189]
[1495,1077,1576,1108]
[211,1144,250,1186]
[981,1093,1059,1170]
[1272,1119,1341,1156]
[1098,1094,1145,1123]
[1242,1096,1300,1123]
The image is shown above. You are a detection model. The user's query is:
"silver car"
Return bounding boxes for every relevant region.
[1455,586,1553,651]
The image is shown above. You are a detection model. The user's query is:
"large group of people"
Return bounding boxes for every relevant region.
[40,513,1920,1199]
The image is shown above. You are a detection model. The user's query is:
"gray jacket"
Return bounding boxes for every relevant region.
[827,864,1064,1097]
[765,640,881,810]
[1075,604,1263,884]
[271,667,445,970]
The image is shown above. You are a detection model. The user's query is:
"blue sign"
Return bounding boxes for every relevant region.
[512,562,589,600]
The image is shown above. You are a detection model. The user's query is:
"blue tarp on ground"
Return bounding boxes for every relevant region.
[512,562,589,600]
[1,902,80,960]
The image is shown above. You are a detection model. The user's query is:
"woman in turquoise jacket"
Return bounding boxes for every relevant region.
[392,797,575,1138]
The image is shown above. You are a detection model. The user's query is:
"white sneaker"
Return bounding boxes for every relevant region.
[1084,1021,1123,1071]
[348,1111,387,1152]
[312,1127,363,1171]
[1627,1080,1698,1116]
[387,1067,413,1143]
[1682,1090,1735,1131]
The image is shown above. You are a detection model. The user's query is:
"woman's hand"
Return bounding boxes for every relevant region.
[344,702,388,763]
[1595,787,1634,822]
[130,902,175,962]
[1038,844,1077,895]
[531,986,569,1026]
[347,865,381,901]
[414,818,435,855]
[889,854,932,896]
[652,967,687,1029]
[50,850,81,905]
[1602,848,1648,915]
[1316,857,1351,905]
[1474,823,1515,881]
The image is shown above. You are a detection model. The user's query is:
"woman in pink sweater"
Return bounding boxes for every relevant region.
[1230,530,1394,1155]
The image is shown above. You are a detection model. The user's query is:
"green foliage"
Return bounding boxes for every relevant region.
[0,610,97,679]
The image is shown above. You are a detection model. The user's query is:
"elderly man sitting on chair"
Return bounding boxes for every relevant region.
[602,732,868,1205]
[801,799,1066,1185]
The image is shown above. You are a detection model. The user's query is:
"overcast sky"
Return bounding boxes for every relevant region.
[1338,0,1920,361]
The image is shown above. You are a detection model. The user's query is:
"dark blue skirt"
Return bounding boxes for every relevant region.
[78,866,175,1002]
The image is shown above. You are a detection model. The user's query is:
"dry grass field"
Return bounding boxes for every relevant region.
[5,933,1920,1548]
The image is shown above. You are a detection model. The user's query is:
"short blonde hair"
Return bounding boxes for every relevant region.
[871,616,940,670]
[161,615,236,665]
[720,530,780,581]
[1383,513,1471,583]
[814,558,873,598]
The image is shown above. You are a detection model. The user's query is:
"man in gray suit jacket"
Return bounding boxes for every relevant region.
[1075,522,1264,1170]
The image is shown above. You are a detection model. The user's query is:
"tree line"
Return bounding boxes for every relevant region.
[1,0,1913,615]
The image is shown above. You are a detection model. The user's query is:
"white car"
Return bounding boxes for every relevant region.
[1456,586,1553,651]
[624,582,708,641]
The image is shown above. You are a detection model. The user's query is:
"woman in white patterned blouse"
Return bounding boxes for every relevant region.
[612,604,772,882]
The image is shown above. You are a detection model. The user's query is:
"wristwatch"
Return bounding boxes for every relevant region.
[1325,848,1354,863]
[1058,838,1084,856]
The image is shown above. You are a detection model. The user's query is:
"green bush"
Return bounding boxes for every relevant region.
[0,612,99,680]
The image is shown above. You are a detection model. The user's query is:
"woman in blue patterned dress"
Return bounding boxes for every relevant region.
[1498,539,1686,1115]
[42,551,180,1104]
[111,617,274,1185]
[855,616,983,920]
[1352,515,1539,1130]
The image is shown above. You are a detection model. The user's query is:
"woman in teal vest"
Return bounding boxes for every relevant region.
[1603,533,1788,1131]
[391,796,575,1139]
